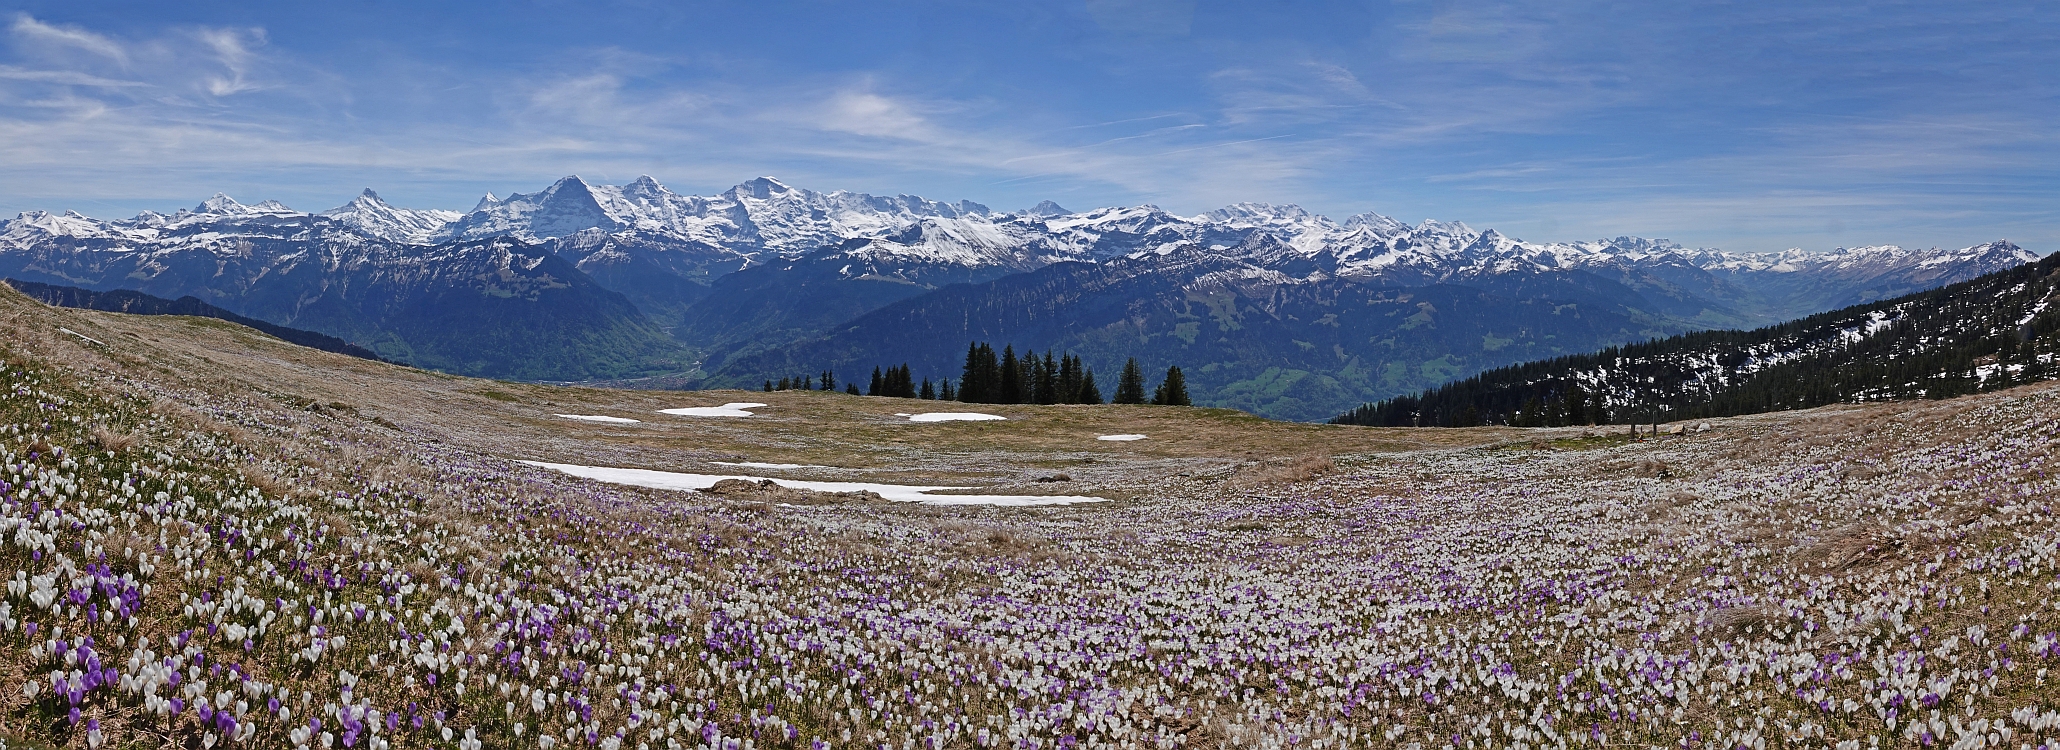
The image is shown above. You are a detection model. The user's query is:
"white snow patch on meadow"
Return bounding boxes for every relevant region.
[522,462,1106,506]
[712,461,815,470]
[908,412,1006,422]
[1097,434,1147,441]
[659,402,767,417]
[556,414,642,424]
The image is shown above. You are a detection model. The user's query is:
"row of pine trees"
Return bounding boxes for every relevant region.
[760,342,1192,406]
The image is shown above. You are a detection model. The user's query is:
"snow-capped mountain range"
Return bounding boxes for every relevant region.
[0,174,2042,420]
[4,174,2033,286]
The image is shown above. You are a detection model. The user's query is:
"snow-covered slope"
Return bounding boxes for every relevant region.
[440,175,993,254]
[319,189,461,245]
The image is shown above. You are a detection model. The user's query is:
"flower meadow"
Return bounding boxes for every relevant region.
[0,336,2057,750]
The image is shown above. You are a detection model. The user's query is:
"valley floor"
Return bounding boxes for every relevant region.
[0,286,2055,749]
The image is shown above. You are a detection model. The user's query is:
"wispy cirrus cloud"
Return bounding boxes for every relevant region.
[9,14,127,64]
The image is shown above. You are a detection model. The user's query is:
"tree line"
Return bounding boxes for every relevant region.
[1333,252,2060,427]
[760,341,1193,406]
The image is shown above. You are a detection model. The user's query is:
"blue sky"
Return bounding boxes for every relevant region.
[1,1,2055,253]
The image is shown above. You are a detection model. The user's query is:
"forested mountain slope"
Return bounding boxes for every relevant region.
[1336,252,2060,426]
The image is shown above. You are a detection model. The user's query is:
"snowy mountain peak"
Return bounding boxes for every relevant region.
[1341,212,1408,236]
[471,193,500,212]
[195,193,243,214]
[1023,200,1071,218]
[730,177,795,200]
[623,175,670,200]
[1201,203,1318,227]
[320,189,462,244]
[1414,219,1475,237]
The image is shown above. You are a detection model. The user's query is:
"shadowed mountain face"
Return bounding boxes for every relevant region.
[707,241,1711,421]
[0,178,2037,417]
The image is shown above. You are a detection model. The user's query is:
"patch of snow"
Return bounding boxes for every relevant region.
[659,402,767,417]
[711,461,815,470]
[1097,434,1148,441]
[908,412,1007,422]
[522,462,1107,506]
[556,414,641,424]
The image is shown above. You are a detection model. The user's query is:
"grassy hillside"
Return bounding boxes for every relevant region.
[0,283,2055,749]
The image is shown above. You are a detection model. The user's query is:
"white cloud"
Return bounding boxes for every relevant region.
[192,26,265,96]
[818,89,933,139]
[0,65,146,87]
[9,14,127,64]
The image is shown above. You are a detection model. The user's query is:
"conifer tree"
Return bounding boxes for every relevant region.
[820,370,835,391]
[960,342,1001,403]
[1077,369,1103,404]
[887,364,915,398]
[939,379,956,401]
[1151,365,1191,406]
[777,376,791,391]
[920,379,935,400]
[845,383,860,395]
[999,346,1023,404]
[1035,351,1059,405]
[1057,355,1082,404]
[764,380,774,392]
[1114,358,1148,404]
[960,343,984,402]
[869,367,883,397]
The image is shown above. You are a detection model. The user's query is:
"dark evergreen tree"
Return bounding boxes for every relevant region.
[1077,369,1103,404]
[939,379,956,401]
[1151,365,1191,406]
[959,343,1000,403]
[845,383,861,395]
[1035,352,1059,405]
[883,364,915,398]
[763,380,773,392]
[820,370,835,391]
[920,379,935,400]
[777,376,791,391]
[869,366,884,397]
[1056,355,1083,404]
[1114,358,1148,404]
[999,346,1024,404]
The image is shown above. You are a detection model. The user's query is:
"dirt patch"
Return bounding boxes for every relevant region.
[1224,454,1334,488]
[700,478,889,506]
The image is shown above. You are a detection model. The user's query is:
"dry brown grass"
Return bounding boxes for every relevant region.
[0,288,1518,500]
[1804,524,1904,571]
[700,478,888,506]
[1704,604,1782,633]
[1223,454,1335,489]
[88,423,138,452]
